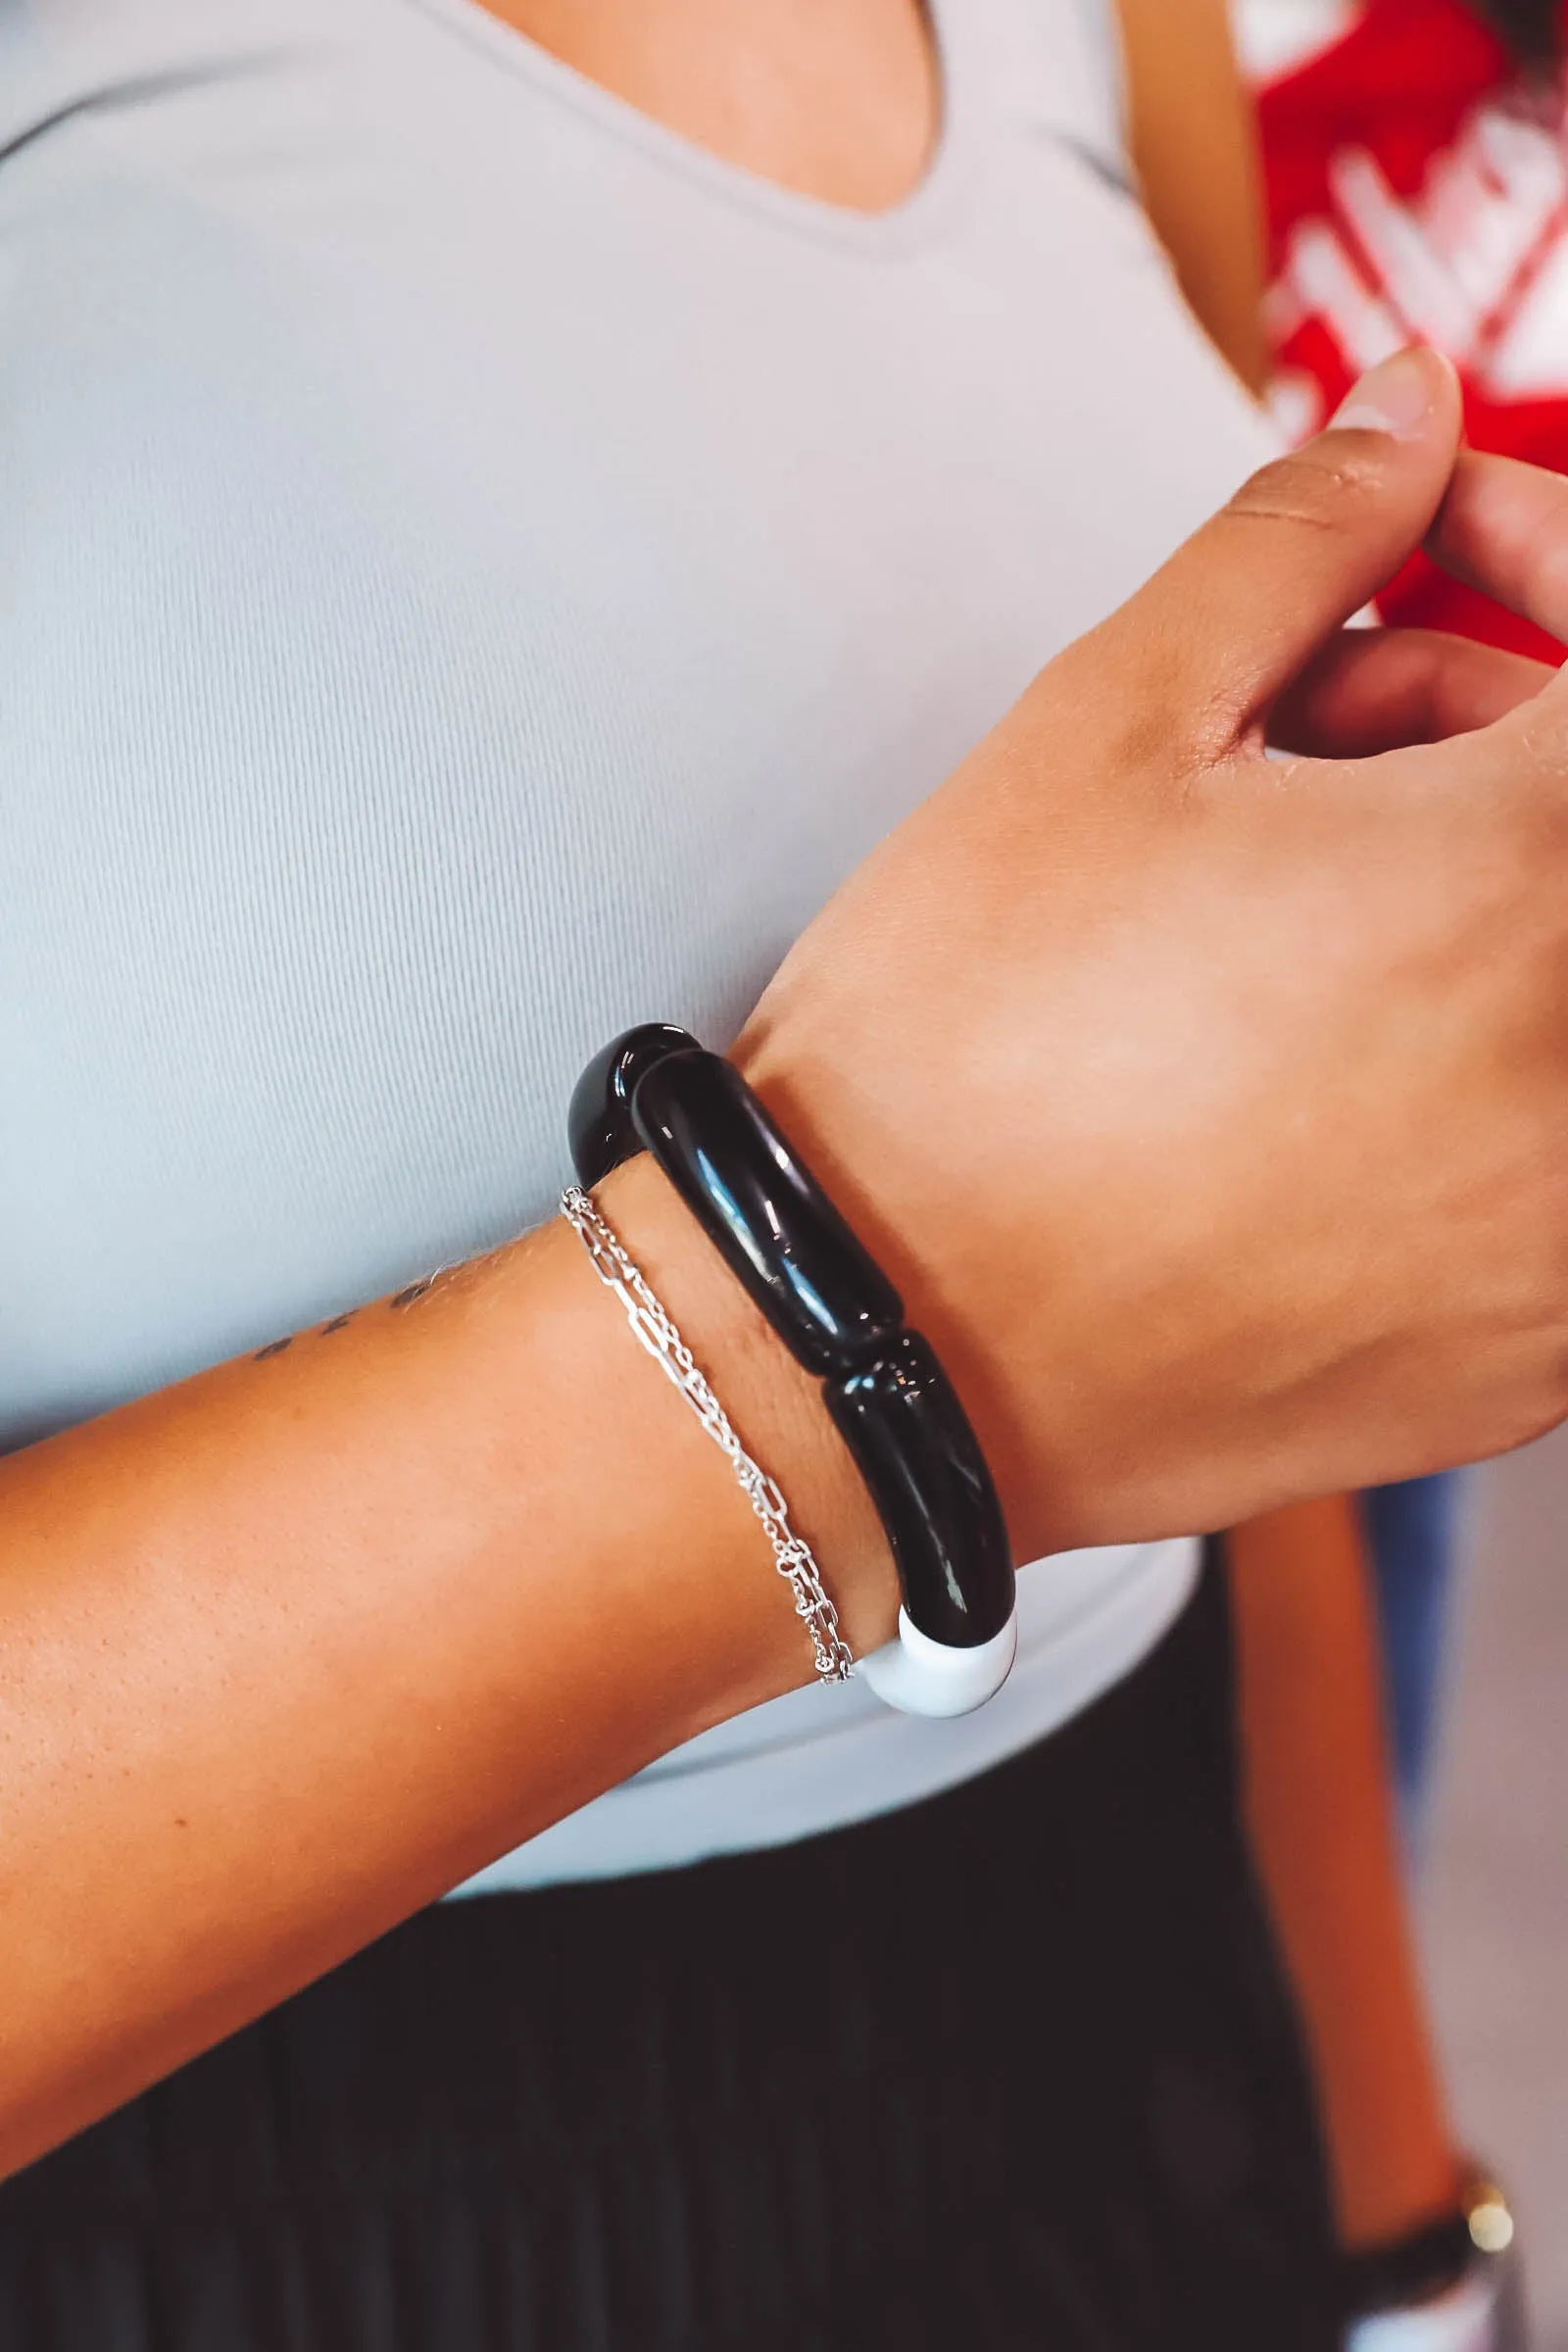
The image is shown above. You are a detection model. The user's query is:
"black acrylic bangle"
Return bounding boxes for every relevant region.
[567,1024,1015,1653]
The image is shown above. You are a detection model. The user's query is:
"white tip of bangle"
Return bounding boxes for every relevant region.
[858,1605,1018,1717]
[1344,2268,1503,2352]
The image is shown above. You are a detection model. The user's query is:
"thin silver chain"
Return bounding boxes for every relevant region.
[561,1185,855,1685]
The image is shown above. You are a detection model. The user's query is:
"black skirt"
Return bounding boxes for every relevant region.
[0,1556,1339,2351]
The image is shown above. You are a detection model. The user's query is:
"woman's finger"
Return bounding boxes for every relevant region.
[1428,448,1568,651]
[1270,626,1553,758]
[1100,345,1463,755]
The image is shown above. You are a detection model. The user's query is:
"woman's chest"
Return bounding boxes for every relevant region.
[0,44,1273,1440]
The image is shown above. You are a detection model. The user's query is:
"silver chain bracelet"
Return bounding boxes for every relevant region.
[561,1184,855,1686]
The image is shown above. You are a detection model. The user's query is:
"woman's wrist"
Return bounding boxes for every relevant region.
[592,1149,902,1674]
[726,1030,1060,1558]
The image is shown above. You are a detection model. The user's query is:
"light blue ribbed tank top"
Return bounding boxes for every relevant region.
[0,0,1276,1884]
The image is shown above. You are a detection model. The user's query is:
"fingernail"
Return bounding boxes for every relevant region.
[1328,348,1439,440]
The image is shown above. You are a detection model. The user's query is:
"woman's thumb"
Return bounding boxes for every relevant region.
[1114,346,1462,753]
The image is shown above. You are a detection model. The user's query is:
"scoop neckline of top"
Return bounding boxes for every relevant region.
[397,0,985,256]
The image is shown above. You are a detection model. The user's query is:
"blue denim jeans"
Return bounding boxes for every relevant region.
[1360,1471,1467,1839]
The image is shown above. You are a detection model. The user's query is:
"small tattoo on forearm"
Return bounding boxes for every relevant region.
[253,1273,440,1362]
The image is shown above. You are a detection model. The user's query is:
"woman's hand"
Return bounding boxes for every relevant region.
[739,348,1568,1559]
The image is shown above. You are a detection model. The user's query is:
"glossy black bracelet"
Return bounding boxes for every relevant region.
[568,1024,1017,1716]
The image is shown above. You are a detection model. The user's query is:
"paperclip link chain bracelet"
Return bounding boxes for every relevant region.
[561,1184,855,1685]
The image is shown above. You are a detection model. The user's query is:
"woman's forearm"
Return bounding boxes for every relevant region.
[0,1152,895,2175]
[1230,1498,1461,2247]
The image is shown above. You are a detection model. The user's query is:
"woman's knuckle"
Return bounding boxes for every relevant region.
[1223,446,1388,535]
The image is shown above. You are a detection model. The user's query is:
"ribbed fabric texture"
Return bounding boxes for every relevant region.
[0,0,1283,1882]
[0,1567,1338,2352]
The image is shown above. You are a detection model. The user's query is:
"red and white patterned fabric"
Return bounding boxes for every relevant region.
[1240,0,1568,656]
